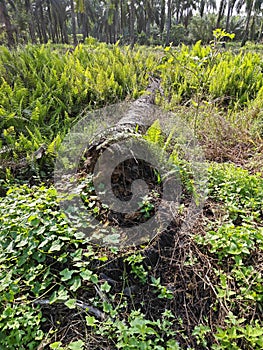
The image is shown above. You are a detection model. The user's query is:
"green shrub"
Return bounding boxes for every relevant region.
[0,43,156,159]
[159,42,263,108]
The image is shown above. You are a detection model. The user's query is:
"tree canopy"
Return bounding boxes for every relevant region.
[0,0,262,46]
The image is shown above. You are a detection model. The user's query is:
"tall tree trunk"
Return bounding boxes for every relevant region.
[166,0,171,46]
[249,14,256,41]
[120,0,124,36]
[145,0,151,38]
[54,17,60,43]
[129,0,135,47]
[61,20,69,44]
[257,18,263,42]
[226,0,236,32]
[113,1,119,43]
[0,0,15,46]
[25,0,36,43]
[160,0,165,33]
[70,0,78,46]
[39,1,48,43]
[36,19,43,43]
[216,0,227,28]
[200,0,205,17]
[136,8,144,33]
[80,12,88,41]
[46,0,55,42]
[225,0,231,32]
[241,0,255,46]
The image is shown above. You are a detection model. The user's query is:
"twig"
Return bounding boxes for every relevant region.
[33,299,106,320]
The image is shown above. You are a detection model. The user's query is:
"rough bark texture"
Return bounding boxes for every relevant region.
[0,0,15,46]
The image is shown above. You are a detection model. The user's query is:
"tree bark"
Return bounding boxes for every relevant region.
[145,0,151,38]
[241,0,255,46]
[70,0,78,46]
[166,0,172,46]
[160,0,165,33]
[25,0,36,43]
[39,0,48,43]
[216,0,227,28]
[226,0,237,32]
[257,18,263,42]
[0,0,15,46]
[80,12,88,42]
[46,0,55,43]
[129,0,135,47]
[200,0,205,18]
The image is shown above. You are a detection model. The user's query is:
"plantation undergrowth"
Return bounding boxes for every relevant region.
[0,36,262,349]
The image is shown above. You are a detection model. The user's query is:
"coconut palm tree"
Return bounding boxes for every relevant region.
[237,0,262,45]
[198,0,217,18]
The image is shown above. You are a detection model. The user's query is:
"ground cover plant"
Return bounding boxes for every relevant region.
[0,35,262,349]
[0,41,156,181]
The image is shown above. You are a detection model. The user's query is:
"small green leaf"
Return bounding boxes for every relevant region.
[70,276,81,291]
[100,281,111,292]
[64,299,76,309]
[60,268,75,281]
[80,269,93,281]
[49,341,63,349]
[98,256,108,262]
[49,240,62,252]
[68,340,84,350]
[86,316,97,326]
